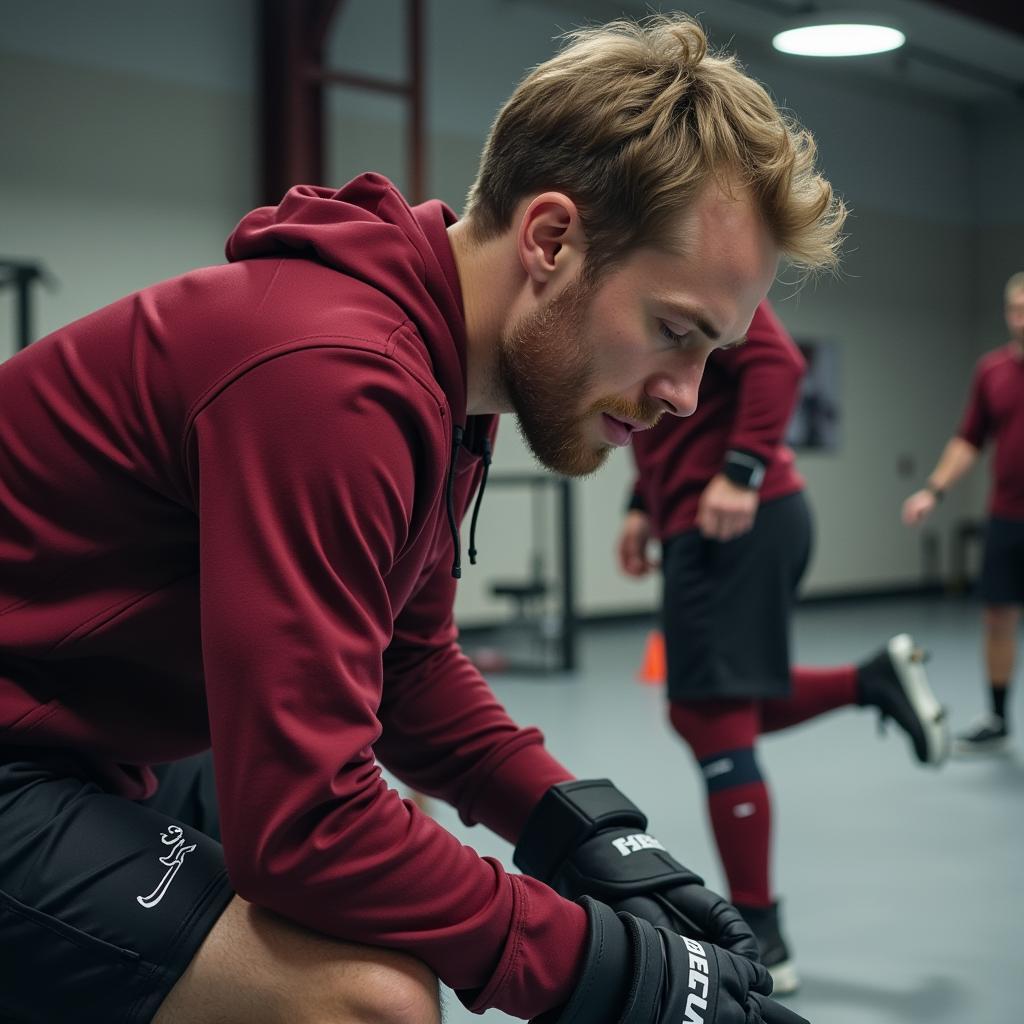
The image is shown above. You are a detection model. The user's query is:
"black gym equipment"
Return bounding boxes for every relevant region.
[0,259,48,351]
[467,472,577,674]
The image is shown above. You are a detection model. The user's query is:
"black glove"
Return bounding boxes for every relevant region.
[515,779,758,960]
[532,897,808,1024]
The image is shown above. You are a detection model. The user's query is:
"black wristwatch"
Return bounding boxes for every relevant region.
[722,449,766,490]
[925,481,945,502]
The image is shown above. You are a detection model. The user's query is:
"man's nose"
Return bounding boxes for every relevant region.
[644,351,709,417]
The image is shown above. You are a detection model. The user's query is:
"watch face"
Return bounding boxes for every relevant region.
[725,453,764,489]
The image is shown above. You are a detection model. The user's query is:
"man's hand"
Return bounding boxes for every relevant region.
[696,474,759,541]
[531,898,808,1024]
[901,488,937,526]
[618,510,658,576]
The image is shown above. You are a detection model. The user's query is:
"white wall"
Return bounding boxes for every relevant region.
[0,0,258,350]
[970,100,1024,345]
[2,0,1021,626]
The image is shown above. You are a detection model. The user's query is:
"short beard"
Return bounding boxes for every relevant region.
[498,276,607,477]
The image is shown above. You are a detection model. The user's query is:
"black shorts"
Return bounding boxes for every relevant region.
[978,516,1024,604]
[661,490,813,701]
[0,749,233,1023]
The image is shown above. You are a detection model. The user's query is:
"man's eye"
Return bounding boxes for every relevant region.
[660,322,691,346]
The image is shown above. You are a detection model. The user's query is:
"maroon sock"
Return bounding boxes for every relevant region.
[760,665,858,733]
[706,778,772,908]
[669,700,772,908]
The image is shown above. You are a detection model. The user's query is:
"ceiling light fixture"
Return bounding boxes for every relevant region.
[773,22,906,57]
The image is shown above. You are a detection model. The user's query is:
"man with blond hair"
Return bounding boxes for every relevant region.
[0,16,841,1024]
[903,271,1024,754]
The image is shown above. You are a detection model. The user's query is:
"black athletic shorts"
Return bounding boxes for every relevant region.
[978,516,1024,604]
[0,749,232,1023]
[661,490,813,701]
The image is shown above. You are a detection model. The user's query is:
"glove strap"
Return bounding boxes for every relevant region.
[531,897,633,1024]
[514,779,647,882]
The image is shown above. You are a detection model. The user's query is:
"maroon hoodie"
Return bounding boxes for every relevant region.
[630,301,806,539]
[0,174,584,1017]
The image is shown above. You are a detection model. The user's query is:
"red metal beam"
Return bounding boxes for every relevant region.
[308,68,410,96]
[259,0,344,206]
[408,0,425,203]
[259,0,426,207]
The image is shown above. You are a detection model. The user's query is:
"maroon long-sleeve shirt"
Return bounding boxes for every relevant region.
[630,301,805,539]
[957,342,1024,520]
[0,174,584,1018]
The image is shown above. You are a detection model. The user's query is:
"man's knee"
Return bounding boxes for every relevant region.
[154,897,441,1024]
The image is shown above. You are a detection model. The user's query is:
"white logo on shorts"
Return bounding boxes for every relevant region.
[137,825,196,909]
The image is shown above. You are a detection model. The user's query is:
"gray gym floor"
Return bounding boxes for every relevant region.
[430,595,1023,1023]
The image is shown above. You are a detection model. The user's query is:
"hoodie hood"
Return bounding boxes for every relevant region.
[226,173,471,430]
[227,173,496,576]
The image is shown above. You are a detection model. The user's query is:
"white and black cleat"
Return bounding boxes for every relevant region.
[860,634,951,766]
[880,634,951,767]
[736,901,799,996]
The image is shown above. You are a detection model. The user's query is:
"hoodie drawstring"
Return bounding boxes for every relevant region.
[446,425,464,579]
[467,436,492,566]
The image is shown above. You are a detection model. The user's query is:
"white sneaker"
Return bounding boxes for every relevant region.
[954,713,1010,755]
[736,901,800,995]
[768,960,801,997]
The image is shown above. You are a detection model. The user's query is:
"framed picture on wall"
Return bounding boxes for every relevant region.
[786,339,840,451]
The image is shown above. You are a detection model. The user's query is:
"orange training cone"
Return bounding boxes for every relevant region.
[636,630,666,685]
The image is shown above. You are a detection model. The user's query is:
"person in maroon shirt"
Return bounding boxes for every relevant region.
[903,271,1024,754]
[0,16,844,1024]
[618,301,950,994]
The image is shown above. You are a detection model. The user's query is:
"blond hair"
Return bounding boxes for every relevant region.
[465,15,845,276]
[1006,272,1024,298]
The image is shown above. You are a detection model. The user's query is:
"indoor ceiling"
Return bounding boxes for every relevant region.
[516,0,1024,107]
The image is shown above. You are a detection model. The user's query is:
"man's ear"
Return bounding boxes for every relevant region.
[516,193,587,288]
